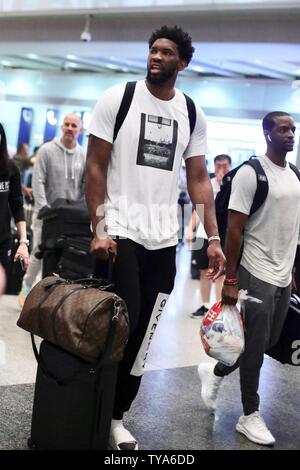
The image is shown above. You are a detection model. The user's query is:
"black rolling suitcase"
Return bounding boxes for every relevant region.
[28,339,118,450]
[38,198,93,279]
[56,236,95,279]
[40,236,94,280]
[39,198,92,240]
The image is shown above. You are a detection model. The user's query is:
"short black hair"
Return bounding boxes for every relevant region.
[214,154,232,165]
[148,25,194,65]
[262,111,291,131]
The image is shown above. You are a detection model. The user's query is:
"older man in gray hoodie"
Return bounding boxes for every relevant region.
[19,113,86,306]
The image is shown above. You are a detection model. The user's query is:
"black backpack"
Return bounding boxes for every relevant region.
[215,157,300,246]
[113,81,196,142]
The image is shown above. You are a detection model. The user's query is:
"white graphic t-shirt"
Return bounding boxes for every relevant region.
[89,80,208,249]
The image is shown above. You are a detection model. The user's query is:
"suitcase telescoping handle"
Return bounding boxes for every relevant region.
[107,248,114,284]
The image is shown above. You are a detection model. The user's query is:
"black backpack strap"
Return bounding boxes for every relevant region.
[244,159,269,215]
[113,81,137,142]
[289,162,300,181]
[183,93,196,135]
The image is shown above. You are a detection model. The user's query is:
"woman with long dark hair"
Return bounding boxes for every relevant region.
[0,123,29,277]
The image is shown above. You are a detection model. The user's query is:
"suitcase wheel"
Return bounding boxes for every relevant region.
[27,437,38,450]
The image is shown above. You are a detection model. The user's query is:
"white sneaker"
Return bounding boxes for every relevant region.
[236,412,275,446]
[197,362,223,411]
[109,425,139,450]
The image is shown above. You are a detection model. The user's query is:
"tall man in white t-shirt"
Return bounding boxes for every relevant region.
[85,25,225,450]
[198,111,300,446]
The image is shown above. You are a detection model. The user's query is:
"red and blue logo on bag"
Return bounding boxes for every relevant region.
[202,301,223,326]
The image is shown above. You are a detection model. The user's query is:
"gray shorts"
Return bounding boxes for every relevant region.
[191,238,209,270]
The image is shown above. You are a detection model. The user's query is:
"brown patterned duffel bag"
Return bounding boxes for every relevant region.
[17,276,129,363]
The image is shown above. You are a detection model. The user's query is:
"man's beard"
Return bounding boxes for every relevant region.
[146,65,176,85]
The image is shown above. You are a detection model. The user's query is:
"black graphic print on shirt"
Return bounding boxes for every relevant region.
[136,113,178,171]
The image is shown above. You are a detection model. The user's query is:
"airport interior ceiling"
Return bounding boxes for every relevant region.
[0,1,300,81]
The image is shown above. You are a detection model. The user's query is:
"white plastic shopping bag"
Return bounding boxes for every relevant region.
[200,290,261,366]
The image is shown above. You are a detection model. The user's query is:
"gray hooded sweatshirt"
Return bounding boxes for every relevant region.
[32,137,86,213]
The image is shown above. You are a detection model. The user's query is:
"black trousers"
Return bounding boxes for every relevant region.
[96,238,176,420]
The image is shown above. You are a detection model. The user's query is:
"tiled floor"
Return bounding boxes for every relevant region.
[0,245,299,450]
